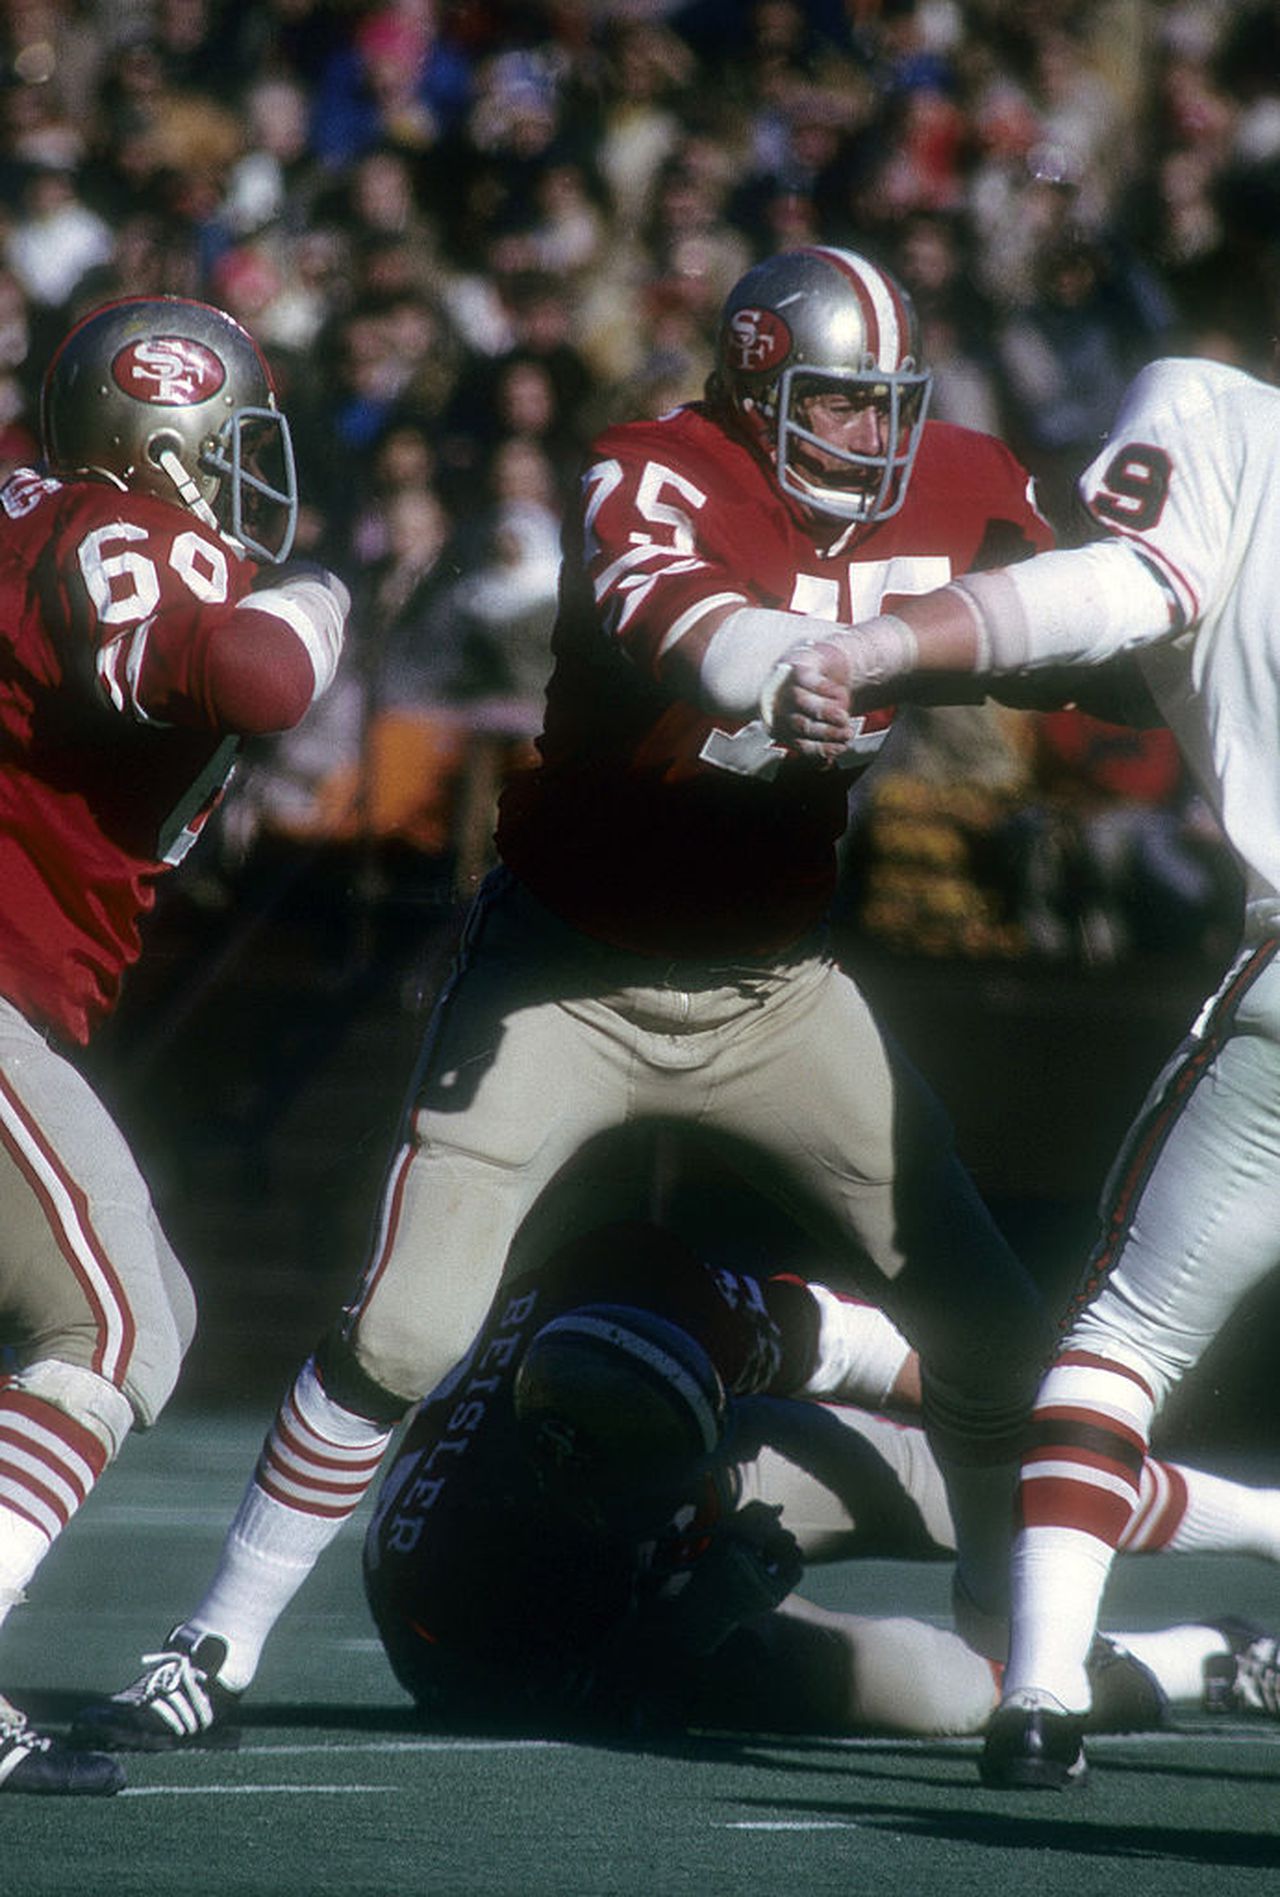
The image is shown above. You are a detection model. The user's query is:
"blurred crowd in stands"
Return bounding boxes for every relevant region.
[4,0,1274,967]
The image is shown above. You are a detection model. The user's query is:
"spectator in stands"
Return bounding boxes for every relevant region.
[308,0,472,171]
[993,228,1176,523]
[592,18,694,242]
[5,161,112,317]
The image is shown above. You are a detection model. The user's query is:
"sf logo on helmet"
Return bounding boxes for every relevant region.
[728,308,790,373]
[111,337,227,407]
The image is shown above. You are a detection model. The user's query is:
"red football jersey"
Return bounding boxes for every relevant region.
[497,405,1053,958]
[0,470,304,1044]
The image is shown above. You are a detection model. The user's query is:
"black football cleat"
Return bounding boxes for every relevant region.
[0,1697,124,1796]
[1083,1633,1169,1732]
[979,1692,1088,1790]
[69,1629,242,1752]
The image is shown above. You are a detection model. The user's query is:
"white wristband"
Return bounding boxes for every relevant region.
[796,1284,913,1408]
[835,613,919,690]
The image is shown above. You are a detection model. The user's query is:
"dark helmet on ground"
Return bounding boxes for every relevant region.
[512,1302,727,1519]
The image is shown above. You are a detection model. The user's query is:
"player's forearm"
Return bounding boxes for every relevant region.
[229,570,348,727]
[661,595,958,722]
[780,1282,917,1412]
[187,613,325,731]
[132,569,349,734]
[762,541,1178,760]
[940,541,1181,674]
[696,604,863,717]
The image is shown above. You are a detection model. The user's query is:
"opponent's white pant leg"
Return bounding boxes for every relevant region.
[691,1595,998,1735]
[738,1401,955,1559]
[1004,944,1280,1709]
[1072,949,1280,1401]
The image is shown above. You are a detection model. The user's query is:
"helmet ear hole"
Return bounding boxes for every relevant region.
[145,428,184,467]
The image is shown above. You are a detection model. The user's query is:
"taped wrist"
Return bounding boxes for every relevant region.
[834,614,919,692]
[758,613,918,728]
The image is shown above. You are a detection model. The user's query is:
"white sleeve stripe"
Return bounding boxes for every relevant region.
[94,643,126,714]
[94,619,163,723]
[592,541,706,604]
[124,617,157,719]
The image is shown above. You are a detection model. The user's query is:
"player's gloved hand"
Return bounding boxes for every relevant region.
[649,1502,804,1658]
[249,561,350,698]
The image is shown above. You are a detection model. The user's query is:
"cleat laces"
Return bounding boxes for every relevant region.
[117,1647,218,1736]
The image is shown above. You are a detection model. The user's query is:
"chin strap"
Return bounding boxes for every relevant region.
[153,443,225,539]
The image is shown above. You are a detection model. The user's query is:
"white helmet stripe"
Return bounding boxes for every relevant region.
[804,246,907,367]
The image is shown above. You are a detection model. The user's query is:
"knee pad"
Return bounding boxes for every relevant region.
[8,1358,135,1460]
[314,1330,413,1428]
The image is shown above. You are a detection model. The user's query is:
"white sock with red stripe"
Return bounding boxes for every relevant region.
[0,1382,110,1628]
[1117,1457,1190,1551]
[1003,1350,1156,1712]
[178,1358,393,1692]
[1121,1458,1280,1561]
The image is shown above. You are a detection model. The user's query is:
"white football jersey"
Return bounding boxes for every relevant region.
[1075,356,1280,936]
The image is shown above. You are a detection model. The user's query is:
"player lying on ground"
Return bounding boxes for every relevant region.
[72,1221,1280,1746]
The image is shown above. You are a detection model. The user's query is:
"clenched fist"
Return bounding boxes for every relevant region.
[761,615,920,764]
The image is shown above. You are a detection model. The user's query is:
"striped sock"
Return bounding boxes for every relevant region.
[181,1358,394,1690]
[1118,1457,1189,1551]
[0,1383,109,1625]
[1132,1460,1280,1562]
[1003,1351,1156,1710]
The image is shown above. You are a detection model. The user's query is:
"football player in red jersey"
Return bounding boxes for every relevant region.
[80,248,1061,1736]
[0,296,349,1794]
